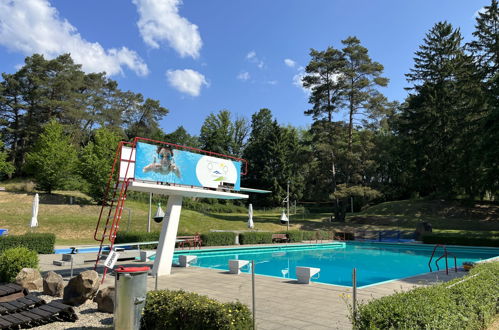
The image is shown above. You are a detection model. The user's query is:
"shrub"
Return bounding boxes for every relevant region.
[239,232,273,245]
[316,230,333,240]
[0,247,39,282]
[0,233,55,254]
[422,233,499,247]
[200,232,236,246]
[353,262,499,329]
[285,231,303,242]
[115,231,161,249]
[140,290,252,330]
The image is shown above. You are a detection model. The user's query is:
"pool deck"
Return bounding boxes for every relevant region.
[39,243,477,330]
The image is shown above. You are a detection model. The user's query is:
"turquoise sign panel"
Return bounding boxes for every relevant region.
[134,142,241,190]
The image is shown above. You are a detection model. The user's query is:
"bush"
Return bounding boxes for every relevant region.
[141,290,252,330]
[239,232,273,245]
[422,233,499,247]
[316,230,333,240]
[0,233,55,254]
[353,262,499,329]
[285,231,303,242]
[200,232,236,246]
[0,247,39,282]
[115,231,161,249]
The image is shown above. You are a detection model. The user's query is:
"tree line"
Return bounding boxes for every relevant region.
[0,1,497,220]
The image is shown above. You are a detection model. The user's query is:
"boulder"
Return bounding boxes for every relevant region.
[15,268,42,291]
[94,286,115,313]
[43,271,65,297]
[63,270,100,306]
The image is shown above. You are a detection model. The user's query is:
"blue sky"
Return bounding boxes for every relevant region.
[0,0,489,135]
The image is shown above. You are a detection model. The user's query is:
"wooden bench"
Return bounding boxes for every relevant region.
[176,235,202,249]
[272,234,289,243]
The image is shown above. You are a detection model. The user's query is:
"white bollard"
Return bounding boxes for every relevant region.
[296,267,320,284]
[229,260,250,274]
[179,255,197,267]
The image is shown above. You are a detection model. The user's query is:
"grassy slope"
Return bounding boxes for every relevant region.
[1,182,498,245]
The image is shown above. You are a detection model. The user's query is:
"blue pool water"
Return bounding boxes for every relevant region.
[174,242,498,287]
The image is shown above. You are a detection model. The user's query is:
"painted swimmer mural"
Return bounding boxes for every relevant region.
[134,142,242,190]
[143,145,181,178]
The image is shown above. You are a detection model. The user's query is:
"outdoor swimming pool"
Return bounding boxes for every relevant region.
[174,242,499,287]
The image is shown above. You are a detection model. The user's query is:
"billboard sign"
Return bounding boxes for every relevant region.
[134,142,241,190]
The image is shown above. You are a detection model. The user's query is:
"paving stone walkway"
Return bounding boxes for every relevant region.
[40,249,468,330]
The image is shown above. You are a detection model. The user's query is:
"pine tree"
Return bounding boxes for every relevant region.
[401,22,483,197]
[302,47,345,122]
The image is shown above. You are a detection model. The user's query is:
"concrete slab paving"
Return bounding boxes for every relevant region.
[39,248,471,330]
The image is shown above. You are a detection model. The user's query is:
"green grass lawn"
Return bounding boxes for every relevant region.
[1,185,498,245]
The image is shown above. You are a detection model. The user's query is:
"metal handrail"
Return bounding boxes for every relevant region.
[428,244,457,275]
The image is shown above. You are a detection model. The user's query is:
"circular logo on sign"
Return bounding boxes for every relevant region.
[196,156,237,188]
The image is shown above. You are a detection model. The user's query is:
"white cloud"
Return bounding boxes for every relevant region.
[0,0,148,76]
[293,66,308,93]
[284,58,296,68]
[237,71,250,81]
[246,50,265,69]
[246,51,256,60]
[266,80,278,85]
[133,0,202,58]
[166,69,208,96]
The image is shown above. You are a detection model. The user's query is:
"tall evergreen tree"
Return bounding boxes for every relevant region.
[302,47,345,122]
[401,22,483,197]
[341,36,389,152]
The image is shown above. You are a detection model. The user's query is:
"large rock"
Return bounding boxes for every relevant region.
[15,268,42,291]
[63,270,100,306]
[94,286,115,313]
[43,271,65,297]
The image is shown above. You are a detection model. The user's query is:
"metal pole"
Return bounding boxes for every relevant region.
[147,193,152,232]
[155,274,158,291]
[352,268,357,320]
[350,197,354,213]
[251,260,256,330]
[286,181,290,231]
[70,256,74,278]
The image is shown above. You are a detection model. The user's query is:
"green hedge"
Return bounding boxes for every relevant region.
[239,232,273,245]
[0,247,39,282]
[140,290,252,330]
[422,233,499,247]
[0,233,55,254]
[353,262,499,329]
[200,232,236,246]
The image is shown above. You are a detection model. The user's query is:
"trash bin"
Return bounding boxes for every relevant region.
[114,266,150,330]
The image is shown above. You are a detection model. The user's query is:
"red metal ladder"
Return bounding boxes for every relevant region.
[428,244,457,275]
[93,141,134,281]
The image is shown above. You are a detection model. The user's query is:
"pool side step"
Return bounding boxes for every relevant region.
[229,260,250,274]
[296,267,320,284]
[179,255,197,267]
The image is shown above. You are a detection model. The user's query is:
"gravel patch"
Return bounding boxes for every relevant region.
[32,293,113,330]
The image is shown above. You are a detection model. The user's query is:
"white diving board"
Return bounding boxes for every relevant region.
[128,181,249,200]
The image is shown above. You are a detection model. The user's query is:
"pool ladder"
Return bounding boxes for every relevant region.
[428,244,457,275]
